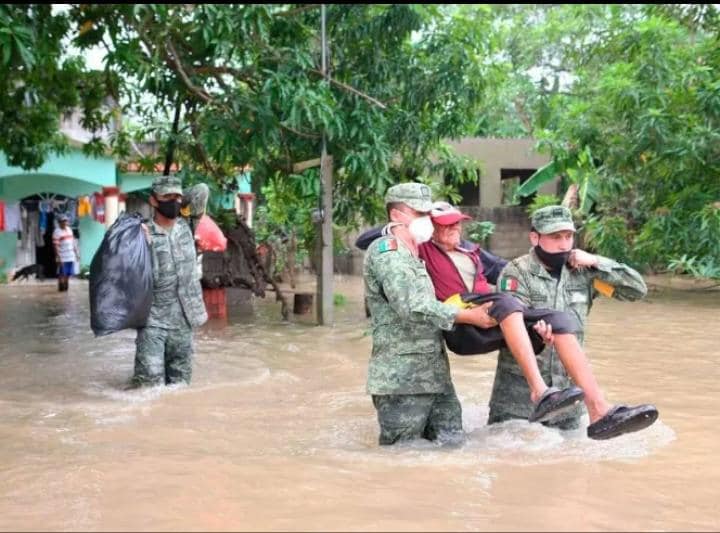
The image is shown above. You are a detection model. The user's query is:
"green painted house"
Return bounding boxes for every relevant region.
[1,144,253,277]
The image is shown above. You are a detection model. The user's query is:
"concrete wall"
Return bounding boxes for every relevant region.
[445,137,558,208]
[0,232,16,275]
[461,205,531,260]
[78,217,106,269]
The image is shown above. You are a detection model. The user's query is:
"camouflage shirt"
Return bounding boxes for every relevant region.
[488,248,647,421]
[363,233,458,395]
[146,217,208,330]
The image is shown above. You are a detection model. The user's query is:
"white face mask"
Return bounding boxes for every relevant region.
[407,215,434,244]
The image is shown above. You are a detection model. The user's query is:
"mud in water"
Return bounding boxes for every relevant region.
[0,278,717,531]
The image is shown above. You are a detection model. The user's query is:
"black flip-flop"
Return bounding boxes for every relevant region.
[587,404,659,440]
[528,386,585,423]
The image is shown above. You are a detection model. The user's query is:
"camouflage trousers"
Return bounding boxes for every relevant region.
[132,326,194,387]
[371,388,463,445]
[487,369,582,430]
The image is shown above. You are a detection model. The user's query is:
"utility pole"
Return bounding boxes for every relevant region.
[317,3,333,325]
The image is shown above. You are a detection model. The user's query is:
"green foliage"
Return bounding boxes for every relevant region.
[333,293,347,307]
[584,214,635,267]
[0,5,116,169]
[515,161,557,198]
[525,194,562,217]
[7,4,718,282]
[55,4,496,261]
[67,4,491,229]
[482,5,720,279]
[465,220,495,246]
[667,255,720,280]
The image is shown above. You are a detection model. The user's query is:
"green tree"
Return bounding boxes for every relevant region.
[69,4,491,231]
[0,4,115,169]
[481,5,720,279]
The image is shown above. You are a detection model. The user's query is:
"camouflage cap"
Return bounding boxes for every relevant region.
[531,205,576,234]
[151,175,183,196]
[384,182,433,213]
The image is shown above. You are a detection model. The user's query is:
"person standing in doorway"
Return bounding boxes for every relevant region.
[52,213,78,292]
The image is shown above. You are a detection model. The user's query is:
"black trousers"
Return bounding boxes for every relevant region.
[443,292,578,356]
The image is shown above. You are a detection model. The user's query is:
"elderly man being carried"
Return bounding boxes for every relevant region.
[356,201,659,440]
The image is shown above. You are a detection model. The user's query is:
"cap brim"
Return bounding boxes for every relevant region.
[154,188,183,196]
[404,199,433,213]
[432,212,471,225]
[538,222,576,234]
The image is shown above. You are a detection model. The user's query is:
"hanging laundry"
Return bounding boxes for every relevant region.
[4,202,21,232]
[77,195,92,218]
[38,199,53,233]
[20,207,34,249]
[91,192,105,224]
[33,210,44,247]
[0,201,5,231]
[69,199,77,224]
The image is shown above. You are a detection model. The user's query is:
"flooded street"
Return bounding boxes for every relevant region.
[0,276,718,531]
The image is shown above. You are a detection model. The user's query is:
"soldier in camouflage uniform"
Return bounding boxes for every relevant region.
[364,182,500,445]
[130,175,208,387]
[488,205,658,439]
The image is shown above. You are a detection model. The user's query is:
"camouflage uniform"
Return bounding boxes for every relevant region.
[488,206,647,428]
[364,183,462,445]
[180,182,210,278]
[132,176,208,387]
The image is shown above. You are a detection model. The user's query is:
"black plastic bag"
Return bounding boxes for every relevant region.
[89,212,153,336]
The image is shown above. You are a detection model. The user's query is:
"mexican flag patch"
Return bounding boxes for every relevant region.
[378,238,398,253]
[499,277,519,291]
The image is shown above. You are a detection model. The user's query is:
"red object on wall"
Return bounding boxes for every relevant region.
[203,287,227,319]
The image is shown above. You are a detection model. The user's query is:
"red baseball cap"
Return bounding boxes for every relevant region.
[430,201,472,225]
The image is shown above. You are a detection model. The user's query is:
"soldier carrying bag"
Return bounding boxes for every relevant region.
[89,213,153,336]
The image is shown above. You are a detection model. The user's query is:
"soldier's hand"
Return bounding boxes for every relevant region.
[533,319,554,345]
[569,249,598,269]
[457,302,497,329]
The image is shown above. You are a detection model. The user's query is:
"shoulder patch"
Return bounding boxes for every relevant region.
[593,278,615,298]
[378,238,398,253]
[499,277,519,292]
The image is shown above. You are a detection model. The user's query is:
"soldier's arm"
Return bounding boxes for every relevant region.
[372,251,457,331]
[495,261,533,306]
[584,253,647,301]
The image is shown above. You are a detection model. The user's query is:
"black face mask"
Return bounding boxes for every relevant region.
[155,198,181,219]
[534,245,571,271]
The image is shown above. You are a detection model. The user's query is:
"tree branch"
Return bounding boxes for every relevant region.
[513,97,533,134]
[194,65,258,86]
[164,39,213,103]
[310,69,387,109]
[280,122,322,139]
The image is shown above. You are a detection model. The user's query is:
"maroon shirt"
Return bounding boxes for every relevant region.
[418,240,491,301]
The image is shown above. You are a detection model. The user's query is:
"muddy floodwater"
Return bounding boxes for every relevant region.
[0,276,718,531]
